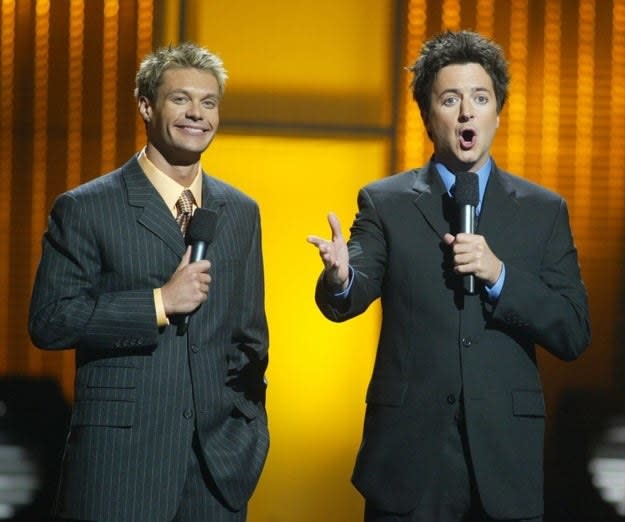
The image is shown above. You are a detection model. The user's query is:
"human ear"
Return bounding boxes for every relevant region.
[138,96,152,123]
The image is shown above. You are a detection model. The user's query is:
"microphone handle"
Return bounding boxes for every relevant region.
[179,241,208,334]
[190,241,208,263]
[464,273,476,294]
[459,205,477,295]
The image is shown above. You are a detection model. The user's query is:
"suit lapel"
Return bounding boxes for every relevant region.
[410,161,520,240]
[122,156,186,257]
[411,163,450,239]
[200,173,227,239]
[477,164,519,238]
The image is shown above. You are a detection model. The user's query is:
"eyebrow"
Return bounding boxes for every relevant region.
[439,86,492,96]
[167,88,220,100]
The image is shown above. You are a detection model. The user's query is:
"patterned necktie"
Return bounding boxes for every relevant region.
[175,189,195,235]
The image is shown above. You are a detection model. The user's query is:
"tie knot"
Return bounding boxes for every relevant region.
[176,189,195,215]
[175,189,195,234]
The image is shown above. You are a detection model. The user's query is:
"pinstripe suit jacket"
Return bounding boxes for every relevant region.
[315,161,590,519]
[29,155,269,521]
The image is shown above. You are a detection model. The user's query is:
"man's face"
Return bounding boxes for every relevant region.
[139,67,220,165]
[425,63,499,172]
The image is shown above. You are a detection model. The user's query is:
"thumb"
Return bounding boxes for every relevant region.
[327,212,343,242]
[177,246,192,270]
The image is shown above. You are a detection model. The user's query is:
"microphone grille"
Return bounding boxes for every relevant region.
[454,172,479,206]
[186,208,218,243]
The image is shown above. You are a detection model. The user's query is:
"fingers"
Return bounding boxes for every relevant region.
[162,256,212,315]
[307,213,350,288]
[447,233,501,283]
[307,239,335,268]
[187,259,211,274]
[307,212,343,246]
[188,272,212,298]
[162,273,211,315]
[316,243,339,266]
[306,235,325,247]
[448,234,477,268]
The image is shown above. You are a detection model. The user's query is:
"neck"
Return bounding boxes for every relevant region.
[144,143,200,186]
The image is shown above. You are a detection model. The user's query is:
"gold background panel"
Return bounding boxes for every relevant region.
[202,133,387,521]
[185,0,396,127]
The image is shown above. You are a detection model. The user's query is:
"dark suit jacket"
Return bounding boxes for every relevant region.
[315,161,590,519]
[29,156,269,521]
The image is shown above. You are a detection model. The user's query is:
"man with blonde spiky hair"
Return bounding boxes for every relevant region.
[30,42,269,522]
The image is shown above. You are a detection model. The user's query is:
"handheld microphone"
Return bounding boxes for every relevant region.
[180,208,218,334]
[453,172,479,294]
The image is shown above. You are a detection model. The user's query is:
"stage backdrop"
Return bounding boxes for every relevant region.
[0,1,624,520]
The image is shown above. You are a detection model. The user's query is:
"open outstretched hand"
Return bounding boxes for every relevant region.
[306,212,350,291]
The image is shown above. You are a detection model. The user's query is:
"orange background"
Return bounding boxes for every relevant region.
[1,1,623,520]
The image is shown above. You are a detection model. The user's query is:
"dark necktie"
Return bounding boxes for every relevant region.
[175,189,195,235]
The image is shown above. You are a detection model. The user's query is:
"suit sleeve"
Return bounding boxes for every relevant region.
[315,187,387,322]
[490,198,591,361]
[28,192,159,351]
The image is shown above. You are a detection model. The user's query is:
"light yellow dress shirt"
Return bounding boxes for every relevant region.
[137,148,203,326]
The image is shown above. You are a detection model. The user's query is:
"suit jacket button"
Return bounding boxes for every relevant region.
[462,337,472,347]
[183,409,194,419]
[447,394,456,404]
[191,344,199,353]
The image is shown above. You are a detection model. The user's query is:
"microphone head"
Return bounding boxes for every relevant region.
[454,172,479,207]
[186,208,218,244]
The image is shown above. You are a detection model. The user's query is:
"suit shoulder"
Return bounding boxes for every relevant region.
[203,173,259,208]
[50,157,140,214]
[361,169,419,193]
[57,167,126,207]
[497,169,565,204]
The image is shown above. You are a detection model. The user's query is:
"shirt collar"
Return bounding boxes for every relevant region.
[434,158,491,215]
[137,148,203,216]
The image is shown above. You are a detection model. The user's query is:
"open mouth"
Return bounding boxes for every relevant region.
[459,129,476,149]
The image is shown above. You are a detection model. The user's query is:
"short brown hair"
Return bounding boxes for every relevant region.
[409,31,509,122]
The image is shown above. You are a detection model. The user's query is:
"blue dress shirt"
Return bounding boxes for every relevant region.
[335,158,506,301]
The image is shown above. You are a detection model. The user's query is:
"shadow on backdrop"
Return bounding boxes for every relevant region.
[0,376,69,522]
[545,388,625,521]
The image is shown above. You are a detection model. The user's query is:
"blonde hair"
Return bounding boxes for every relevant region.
[134,42,228,101]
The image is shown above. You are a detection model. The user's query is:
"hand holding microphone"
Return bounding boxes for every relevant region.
[453,172,479,294]
[444,172,503,293]
[161,208,218,332]
[180,208,218,332]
